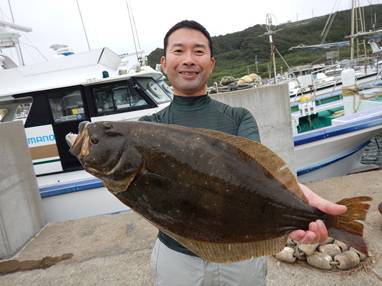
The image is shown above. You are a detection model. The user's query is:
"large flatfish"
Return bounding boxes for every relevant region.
[66,121,371,263]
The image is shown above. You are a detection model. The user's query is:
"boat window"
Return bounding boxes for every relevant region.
[0,108,8,122]
[112,85,147,110]
[15,103,32,120]
[136,78,172,103]
[94,88,114,114]
[49,89,85,122]
[92,82,149,115]
[0,96,33,124]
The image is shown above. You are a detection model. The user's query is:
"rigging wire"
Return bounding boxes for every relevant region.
[125,0,140,64]
[321,0,340,43]
[6,0,25,65]
[20,34,48,61]
[75,0,91,52]
[129,2,141,52]
[19,41,48,62]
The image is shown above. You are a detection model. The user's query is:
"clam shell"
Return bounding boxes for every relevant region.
[334,250,360,270]
[307,252,333,270]
[333,240,349,252]
[349,247,367,261]
[293,247,306,261]
[298,243,319,256]
[318,244,342,258]
[275,246,296,263]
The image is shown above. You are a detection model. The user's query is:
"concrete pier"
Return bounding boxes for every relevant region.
[0,121,45,259]
[211,83,295,171]
[0,170,381,285]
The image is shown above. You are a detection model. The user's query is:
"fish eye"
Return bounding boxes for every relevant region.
[102,122,113,129]
[90,135,99,144]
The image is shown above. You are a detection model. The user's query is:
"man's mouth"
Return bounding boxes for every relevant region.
[179,71,199,78]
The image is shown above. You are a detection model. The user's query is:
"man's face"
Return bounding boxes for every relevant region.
[161,28,215,96]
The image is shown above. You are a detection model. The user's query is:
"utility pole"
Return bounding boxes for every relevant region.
[265,14,278,83]
[255,55,259,73]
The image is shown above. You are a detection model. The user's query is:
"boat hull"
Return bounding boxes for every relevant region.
[295,125,381,182]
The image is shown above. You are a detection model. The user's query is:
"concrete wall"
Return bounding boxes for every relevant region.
[0,121,45,259]
[211,83,295,171]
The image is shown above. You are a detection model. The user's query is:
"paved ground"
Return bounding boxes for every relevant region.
[267,170,382,286]
[1,170,381,286]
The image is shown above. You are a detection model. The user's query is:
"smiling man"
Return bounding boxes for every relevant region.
[160,26,215,96]
[140,20,346,286]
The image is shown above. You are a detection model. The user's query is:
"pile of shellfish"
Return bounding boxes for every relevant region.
[274,237,368,270]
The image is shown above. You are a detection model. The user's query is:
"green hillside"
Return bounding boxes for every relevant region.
[147,4,382,85]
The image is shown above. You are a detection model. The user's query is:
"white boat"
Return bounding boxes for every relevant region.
[294,105,382,182]
[0,23,174,222]
[288,62,379,100]
[291,64,382,182]
[0,50,174,219]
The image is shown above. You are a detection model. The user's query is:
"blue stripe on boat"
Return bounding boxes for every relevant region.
[294,116,382,146]
[40,109,382,197]
[39,178,103,198]
[296,141,369,176]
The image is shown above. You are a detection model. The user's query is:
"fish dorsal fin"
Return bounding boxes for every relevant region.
[163,228,287,263]
[191,127,308,203]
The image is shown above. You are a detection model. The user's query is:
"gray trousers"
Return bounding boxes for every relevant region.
[151,239,267,286]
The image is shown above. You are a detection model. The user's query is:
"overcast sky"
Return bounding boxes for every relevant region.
[0,0,380,66]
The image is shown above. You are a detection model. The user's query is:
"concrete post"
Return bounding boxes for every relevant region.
[0,121,45,259]
[211,83,295,172]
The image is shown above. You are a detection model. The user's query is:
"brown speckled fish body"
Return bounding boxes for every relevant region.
[67,121,371,263]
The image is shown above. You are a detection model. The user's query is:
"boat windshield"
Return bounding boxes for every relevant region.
[136,77,172,103]
[49,90,85,122]
[0,96,33,124]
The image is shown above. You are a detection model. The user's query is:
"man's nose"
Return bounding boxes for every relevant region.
[182,51,195,65]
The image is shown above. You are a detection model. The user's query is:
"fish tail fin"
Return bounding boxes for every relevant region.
[328,196,372,254]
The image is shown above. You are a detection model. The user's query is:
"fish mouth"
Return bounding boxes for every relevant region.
[66,121,91,158]
[66,121,123,177]
[65,133,78,148]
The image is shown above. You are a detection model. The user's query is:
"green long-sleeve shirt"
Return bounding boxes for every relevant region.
[139,94,260,256]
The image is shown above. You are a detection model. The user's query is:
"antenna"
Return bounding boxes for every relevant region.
[75,0,91,51]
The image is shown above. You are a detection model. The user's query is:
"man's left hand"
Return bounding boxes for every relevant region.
[288,184,347,244]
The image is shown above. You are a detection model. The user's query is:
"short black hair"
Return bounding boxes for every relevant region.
[163,20,214,57]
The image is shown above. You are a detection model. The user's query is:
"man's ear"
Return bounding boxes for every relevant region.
[160,56,167,74]
[209,57,216,74]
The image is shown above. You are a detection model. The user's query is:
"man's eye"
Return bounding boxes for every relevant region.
[173,49,183,54]
[195,50,205,55]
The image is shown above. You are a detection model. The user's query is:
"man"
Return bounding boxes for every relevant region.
[140,20,347,286]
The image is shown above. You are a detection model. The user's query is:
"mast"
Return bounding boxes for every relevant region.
[6,0,25,65]
[350,0,355,60]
